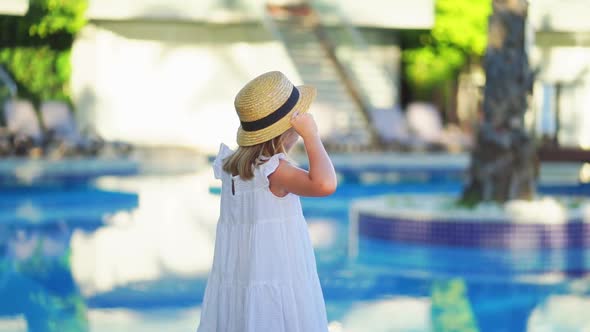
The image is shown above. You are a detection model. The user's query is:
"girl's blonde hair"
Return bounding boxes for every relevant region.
[222,130,292,180]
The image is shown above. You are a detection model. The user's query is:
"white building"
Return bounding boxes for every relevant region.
[529,0,590,149]
[3,1,590,152]
[1,0,434,153]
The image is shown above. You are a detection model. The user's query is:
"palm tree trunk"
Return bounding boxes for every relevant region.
[462,0,537,205]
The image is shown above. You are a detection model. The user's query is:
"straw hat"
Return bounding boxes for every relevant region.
[234,71,317,146]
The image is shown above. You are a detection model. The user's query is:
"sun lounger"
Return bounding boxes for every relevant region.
[4,100,42,143]
[40,101,133,158]
[3,99,43,156]
[370,107,414,147]
[40,101,79,142]
[406,102,473,152]
[40,101,106,157]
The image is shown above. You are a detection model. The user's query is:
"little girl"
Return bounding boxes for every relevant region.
[196,71,337,332]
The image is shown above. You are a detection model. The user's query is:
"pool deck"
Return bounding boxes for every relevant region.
[295,151,469,169]
[296,152,585,185]
[1,150,586,185]
[0,157,139,183]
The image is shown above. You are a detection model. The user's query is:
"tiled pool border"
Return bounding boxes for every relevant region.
[349,197,590,253]
[356,212,589,249]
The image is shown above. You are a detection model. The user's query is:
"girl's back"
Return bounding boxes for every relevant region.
[213,142,304,225]
[197,142,329,332]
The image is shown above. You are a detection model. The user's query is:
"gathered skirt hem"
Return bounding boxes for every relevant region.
[197,272,329,332]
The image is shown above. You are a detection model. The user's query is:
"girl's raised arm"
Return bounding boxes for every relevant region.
[269,112,337,197]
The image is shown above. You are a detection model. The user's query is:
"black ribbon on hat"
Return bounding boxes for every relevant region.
[240,86,300,132]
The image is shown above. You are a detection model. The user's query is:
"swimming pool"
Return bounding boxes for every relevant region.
[1,158,589,332]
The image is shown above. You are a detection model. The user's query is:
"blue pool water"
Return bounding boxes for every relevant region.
[1,162,589,332]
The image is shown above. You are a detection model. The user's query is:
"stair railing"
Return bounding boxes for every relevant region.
[309,0,399,111]
[0,65,17,97]
[261,1,388,147]
[0,65,17,127]
[304,5,382,146]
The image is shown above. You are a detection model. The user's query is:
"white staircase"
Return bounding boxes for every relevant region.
[263,9,376,148]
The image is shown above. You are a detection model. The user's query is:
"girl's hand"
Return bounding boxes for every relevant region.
[290,111,318,140]
[269,109,337,197]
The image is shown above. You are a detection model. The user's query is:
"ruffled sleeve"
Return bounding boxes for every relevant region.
[258,153,288,178]
[213,143,235,179]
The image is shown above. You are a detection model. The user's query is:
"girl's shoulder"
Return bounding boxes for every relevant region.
[212,143,235,179]
[212,142,292,180]
[257,152,290,178]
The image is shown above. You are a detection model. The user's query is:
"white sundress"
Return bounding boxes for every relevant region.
[196,143,329,332]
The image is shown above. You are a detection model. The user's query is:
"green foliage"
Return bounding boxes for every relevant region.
[431,278,479,332]
[402,0,492,98]
[0,0,87,106]
[15,238,89,331]
[0,47,71,103]
[27,0,88,38]
[457,185,482,208]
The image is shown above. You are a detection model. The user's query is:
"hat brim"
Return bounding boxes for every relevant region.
[236,85,317,147]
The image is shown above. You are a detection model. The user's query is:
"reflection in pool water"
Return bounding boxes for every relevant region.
[0,184,138,331]
[71,172,219,297]
[0,163,589,331]
[1,225,88,332]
